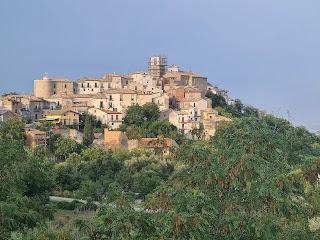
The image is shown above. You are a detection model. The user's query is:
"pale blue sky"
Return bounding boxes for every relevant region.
[0,0,319,130]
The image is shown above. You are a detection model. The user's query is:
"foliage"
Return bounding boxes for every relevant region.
[53,136,83,161]
[120,103,185,144]
[0,120,54,239]
[206,92,259,119]
[0,116,25,142]
[38,120,53,133]
[93,117,320,239]
[82,114,94,147]
[206,91,227,108]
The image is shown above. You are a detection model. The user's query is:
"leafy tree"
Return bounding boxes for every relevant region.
[0,121,54,238]
[54,136,83,160]
[38,120,53,133]
[0,116,25,141]
[123,103,159,127]
[145,118,310,238]
[190,123,205,140]
[206,91,227,108]
[82,114,94,147]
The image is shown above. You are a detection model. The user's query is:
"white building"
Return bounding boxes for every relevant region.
[88,108,123,129]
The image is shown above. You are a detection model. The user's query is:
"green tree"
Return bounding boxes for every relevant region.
[206,91,227,108]
[0,116,25,141]
[0,122,54,238]
[82,114,94,147]
[54,136,83,160]
[94,117,316,239]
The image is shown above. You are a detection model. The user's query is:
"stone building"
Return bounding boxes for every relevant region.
[34,76,74,98]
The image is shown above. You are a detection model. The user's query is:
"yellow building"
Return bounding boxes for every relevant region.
[201,108,232,138]
[42,110,79,126]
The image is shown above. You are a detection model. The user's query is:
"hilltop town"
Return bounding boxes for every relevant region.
[0,56,236,151]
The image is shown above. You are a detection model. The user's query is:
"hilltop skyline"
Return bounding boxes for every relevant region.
[1,0,319,131]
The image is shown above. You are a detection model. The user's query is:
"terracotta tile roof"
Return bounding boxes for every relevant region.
[98,108,122,114]
[94,133,103,139]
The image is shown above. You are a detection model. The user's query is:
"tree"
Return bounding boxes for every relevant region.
[123,103,160,127]
[54,136,83,160]
[92,117,317,239]
[0,121,54,238]
[206,91,227,108]
[82,114,94,147]
[190,123,205,140]
[0,116,25,142]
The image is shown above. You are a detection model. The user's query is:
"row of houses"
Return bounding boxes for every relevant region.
[1,57,232,151]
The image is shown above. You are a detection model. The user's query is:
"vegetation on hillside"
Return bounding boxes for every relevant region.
[2,102,320,239]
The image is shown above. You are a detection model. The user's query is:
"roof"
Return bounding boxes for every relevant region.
[163,70,206,79]
[98,108,122,114]
[36,78,72,82]
[44,110,79,115]
[175,111,189,115]
[25,129,47,135]
[0,109,11,115]
[94,133,103,139]
[176,98,204,102]
[104,89,138,94]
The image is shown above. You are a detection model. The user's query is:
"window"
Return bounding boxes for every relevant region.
[108,83,111,88]
[182,124,185,129]
[194,103,196,107]
[87,83,90,87]
[81,83,84,87]
[64,114,66,116]
[116,115,118,120]
[94,83,97,88]
[74,114,76,116]
[91,88,93,92]
[120,95,123,101]
[100,101,103,108]
[65,84,67,88]
[111,115,114,120]
[35,114,37,119]
[53,91,56,94]
[64,119,67,125]
[135,86,137,90]
[131,95,134,101]
[53,84,56,88]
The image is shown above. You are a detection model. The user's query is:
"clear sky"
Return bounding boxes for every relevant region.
[1,0,319,131]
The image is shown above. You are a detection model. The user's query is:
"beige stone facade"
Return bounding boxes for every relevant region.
[34,77,74,98]
[25,129,49,148]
